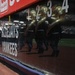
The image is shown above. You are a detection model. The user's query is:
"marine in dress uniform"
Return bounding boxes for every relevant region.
[35,6,48,53]
[25,9,36,52]
[46,5,65,57]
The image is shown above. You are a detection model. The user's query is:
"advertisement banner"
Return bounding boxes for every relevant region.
[0,0,39,18]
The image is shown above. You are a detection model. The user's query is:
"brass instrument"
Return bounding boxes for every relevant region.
[46,5,66,35]
[47,17,65,35]
[52,5,65,18]
[35,5,48,32]
[37,5,48,24]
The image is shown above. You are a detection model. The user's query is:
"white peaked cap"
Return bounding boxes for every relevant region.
[8,23,12,25]
[13,20,19,23]
[5,23,8,25]
[13,23,15,25]
[19,21,24,24]
[23,23,26,26]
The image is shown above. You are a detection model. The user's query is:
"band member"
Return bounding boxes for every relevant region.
[13,20,20,50]
[19,21,26,50]
[25,9,36,52]
[13,20,19,38]
[46,5,65,57]
[47,22,62,57]
[2,24,8,37]
[35,5,48,53]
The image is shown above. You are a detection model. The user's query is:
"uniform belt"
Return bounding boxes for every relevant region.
[28,30,34,32]
[38,30,44,31]
[52,32,59,34]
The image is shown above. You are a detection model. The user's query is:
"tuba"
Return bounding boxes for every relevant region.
[37,5,48,24]
[35,5,48,32]
[47,5,66,35]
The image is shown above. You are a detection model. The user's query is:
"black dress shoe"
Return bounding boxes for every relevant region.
[50,50,59,57]
[50,52,55,57]
[36,47,38,49]
[28,49,31,52]
[55,50,59,57]
[38,51,44,54]
[45,47,48,51]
